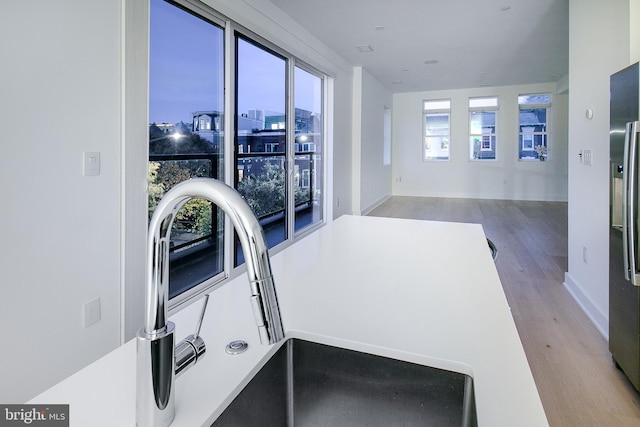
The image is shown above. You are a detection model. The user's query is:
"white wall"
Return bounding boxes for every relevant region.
[352,67,393,214]
[332,72,355,218]
[0,1,123,402]
[564,0,630,337]
[392,83,569,201]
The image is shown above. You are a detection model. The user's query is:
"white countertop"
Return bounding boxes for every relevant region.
[31,215,548,426]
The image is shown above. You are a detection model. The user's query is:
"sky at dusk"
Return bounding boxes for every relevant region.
[149,0,321,126]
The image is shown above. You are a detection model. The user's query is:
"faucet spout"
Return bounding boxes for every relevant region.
[137,178,285,427]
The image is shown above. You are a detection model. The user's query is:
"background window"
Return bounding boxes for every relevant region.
[469,97,498,160]
[294,66,324,234]
[383,107,392,165]
[518,94,550,160]
[423,99,451,161]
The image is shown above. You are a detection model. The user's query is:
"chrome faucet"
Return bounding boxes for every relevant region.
[136,178,285,427]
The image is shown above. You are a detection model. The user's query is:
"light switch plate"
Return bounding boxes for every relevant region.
[83,151,100,176]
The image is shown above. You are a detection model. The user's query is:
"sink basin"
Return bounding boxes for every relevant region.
[212,338,477,426]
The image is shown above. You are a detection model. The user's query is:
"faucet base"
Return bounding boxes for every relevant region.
[136,322,176,427]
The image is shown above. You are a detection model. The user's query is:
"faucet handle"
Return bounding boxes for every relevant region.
[175,295,209,377]
[193,294,209,338]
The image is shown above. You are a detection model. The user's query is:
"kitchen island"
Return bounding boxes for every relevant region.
[31,215,548,426]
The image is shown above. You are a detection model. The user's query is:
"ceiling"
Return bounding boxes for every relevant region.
[270,0,569,93]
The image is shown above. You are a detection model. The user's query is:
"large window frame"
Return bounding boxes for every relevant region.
[145,0,328,312]
[518,93,551,161]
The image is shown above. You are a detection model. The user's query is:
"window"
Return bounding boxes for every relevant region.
[149,0,225,301]
[518,94,550,160]
[148,1,326,304]
[469,97,498,160]
[294,66,324,233]
[301,169,310,188]
[423,99,451,161]
[383,107,391,165]
[235,37,287,264]
[235,37,325,264]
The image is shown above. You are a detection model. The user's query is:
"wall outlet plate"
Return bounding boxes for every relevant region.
[83,298,101,328]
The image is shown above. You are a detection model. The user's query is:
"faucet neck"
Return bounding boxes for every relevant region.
[144,178,284,342]
[145,196,189,334]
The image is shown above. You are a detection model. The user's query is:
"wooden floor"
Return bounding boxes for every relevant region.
[368,196,640,427]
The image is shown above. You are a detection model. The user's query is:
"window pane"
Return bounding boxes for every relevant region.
[425,113,449,136]
[520,108,547,125]
[469,97,498,109]
[149,0,224,299]
[424,112,450,160]
[236,38,287,264]
[518,94,550,105]
[469,111,496,160]
[470,111,495,134]
[519,106,548,160]
[423,99,451,161]
[294,66,323,233]
[470,136,496,159]
[424,99,451,110]
[424,137,450,160]
[383,107,391,165]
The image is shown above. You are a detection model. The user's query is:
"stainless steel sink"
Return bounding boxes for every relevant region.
[212,338,477,426]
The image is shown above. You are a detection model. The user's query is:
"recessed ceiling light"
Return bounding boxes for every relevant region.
[424,59,439,65]
[356,44,374,53]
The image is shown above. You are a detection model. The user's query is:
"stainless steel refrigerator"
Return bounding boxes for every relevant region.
[610,62,640,391]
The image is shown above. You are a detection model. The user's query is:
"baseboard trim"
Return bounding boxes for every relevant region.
[391,190,568,203]
[563,272,608,340]
[361,194,391,216]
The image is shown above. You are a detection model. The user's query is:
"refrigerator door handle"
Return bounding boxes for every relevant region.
[623,122,631,281]
[624,121,640,285]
